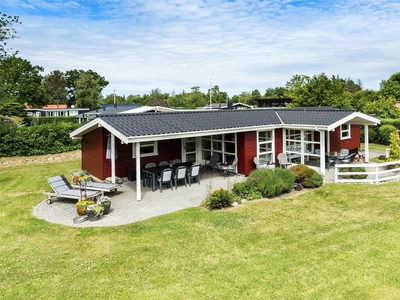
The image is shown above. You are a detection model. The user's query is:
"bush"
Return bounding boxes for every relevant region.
[232,168,295,200]
[0,122,81,157]
[290,164,323,188]
[379,125,396,145]
[339,166,368,179]
[201,188,235,210]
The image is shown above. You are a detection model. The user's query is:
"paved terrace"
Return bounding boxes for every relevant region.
[34,150,384,228]
[34,171,248,228]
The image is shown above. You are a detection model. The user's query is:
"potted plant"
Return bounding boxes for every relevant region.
[75,200,95,216]
[86,203,104,221]
[97,196,112,215]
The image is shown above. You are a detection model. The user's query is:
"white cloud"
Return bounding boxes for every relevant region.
[1,0,400,96]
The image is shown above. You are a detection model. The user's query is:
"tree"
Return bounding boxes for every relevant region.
[350,89,378,111]
[380,72,400,102]
[41,70,67,106]
[362,95,400,119]
[65,69,108,109]
[285,73,352,108]
[0,56,45,108]
[0,12,21,60]
[264,87,287,98]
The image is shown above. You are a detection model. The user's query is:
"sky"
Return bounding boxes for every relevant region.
[1,0,400,98]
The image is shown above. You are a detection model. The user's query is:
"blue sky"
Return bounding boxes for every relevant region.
[1,0,399,98]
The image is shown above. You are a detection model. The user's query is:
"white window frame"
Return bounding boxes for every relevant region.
[132,141,158,158]
[341,124,351,140]
[257,130,274,162]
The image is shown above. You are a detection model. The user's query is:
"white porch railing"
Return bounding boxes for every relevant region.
[334,160,400,184]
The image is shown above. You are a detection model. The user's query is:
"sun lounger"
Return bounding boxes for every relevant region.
[43,175,101,204]
[71,171,122,195]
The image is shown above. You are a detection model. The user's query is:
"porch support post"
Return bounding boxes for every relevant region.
[320,130,326,176]
[111,133,116,183]
[364,125,369,162]
[135,142,142,201]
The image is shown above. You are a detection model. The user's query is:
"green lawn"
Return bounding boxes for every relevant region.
[1,155,400,299]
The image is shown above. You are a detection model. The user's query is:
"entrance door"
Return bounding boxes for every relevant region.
[183,137,197,163]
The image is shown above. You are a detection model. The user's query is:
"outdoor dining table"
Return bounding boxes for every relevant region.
[143,162,193,192]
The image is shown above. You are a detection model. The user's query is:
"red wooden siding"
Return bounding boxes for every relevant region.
[237,131,257,175]
[329,125,360,152]
[274,128,283,167]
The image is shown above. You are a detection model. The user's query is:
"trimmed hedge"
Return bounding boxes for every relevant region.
[0,122,81,157]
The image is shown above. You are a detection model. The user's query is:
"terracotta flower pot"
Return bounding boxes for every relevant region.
[76,205,87,216]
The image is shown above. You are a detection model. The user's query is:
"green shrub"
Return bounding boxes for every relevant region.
[232,168,295,200]
[289,164,323,188]
[201,188,235,210]
[379,125,396,145]
[339,166,368,179]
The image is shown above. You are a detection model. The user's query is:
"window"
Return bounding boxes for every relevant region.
[201,134,236,163]
[341,124,351,140]
[258,130,274,162]
[132,141,158,158]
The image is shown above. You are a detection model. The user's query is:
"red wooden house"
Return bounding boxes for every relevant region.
[70,107,380,201]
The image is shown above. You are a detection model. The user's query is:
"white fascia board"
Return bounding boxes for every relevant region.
[281,124,329,131]
[327,112,381,131]
[70,118,129,143]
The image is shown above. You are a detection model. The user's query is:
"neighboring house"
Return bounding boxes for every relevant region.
[70,107,380,201]
[75,104,175,123]
[26,104,89,117]
[255,98,293,107]
[203,102,253,110]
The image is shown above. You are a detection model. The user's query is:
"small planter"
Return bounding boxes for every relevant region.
[102,203,111,215]
[87,210,101,221]
[76,205,87,216]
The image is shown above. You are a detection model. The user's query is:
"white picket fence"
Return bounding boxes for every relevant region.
[334,160,400,184]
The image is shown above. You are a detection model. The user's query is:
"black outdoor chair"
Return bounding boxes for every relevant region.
[157,168,173,192]
[174,166,187,189]
[187,164,201,186]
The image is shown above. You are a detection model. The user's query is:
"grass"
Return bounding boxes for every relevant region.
[2,154,400,299]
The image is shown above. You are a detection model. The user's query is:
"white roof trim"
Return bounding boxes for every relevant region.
[328,111,380,131]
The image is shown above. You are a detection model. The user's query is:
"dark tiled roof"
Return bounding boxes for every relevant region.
[278,108,356,126]
[98,108,358,137]
[100,109,282,137]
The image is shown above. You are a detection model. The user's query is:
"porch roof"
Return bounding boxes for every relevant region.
[70,107,380,143]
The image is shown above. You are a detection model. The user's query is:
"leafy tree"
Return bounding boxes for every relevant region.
[65,69,108,109]
[362,95,400,119]
[0,12,21,60]
[126,94,145,105]
[264,86,287,98]
[103,92,125,105]
[41,70,67,106]
[380,72,400,102]
[0,56,45,108]
[1,102,26,118]
[208,85,228,104]
[235,91,253,105]
[285,73,352,108]
[345,78,363,93]
[350,89,378,111]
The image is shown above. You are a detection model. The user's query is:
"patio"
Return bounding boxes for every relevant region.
[34,171,247,227]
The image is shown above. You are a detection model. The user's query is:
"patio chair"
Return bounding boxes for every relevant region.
[172,159,182,164]
[157,168,173,192]
[277,153,292,169]
[205,153,220,171]
[158,161,169,166]
[187,164,201,186]
[341,153,356,164]
[325,153,335,171]
[338,149,349,161]
[220,158,238,178]
[71,171,122,195]
[173,166,187,189]
[43,175,101,204]
[145,162,157,168]
[253,157,268,169]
